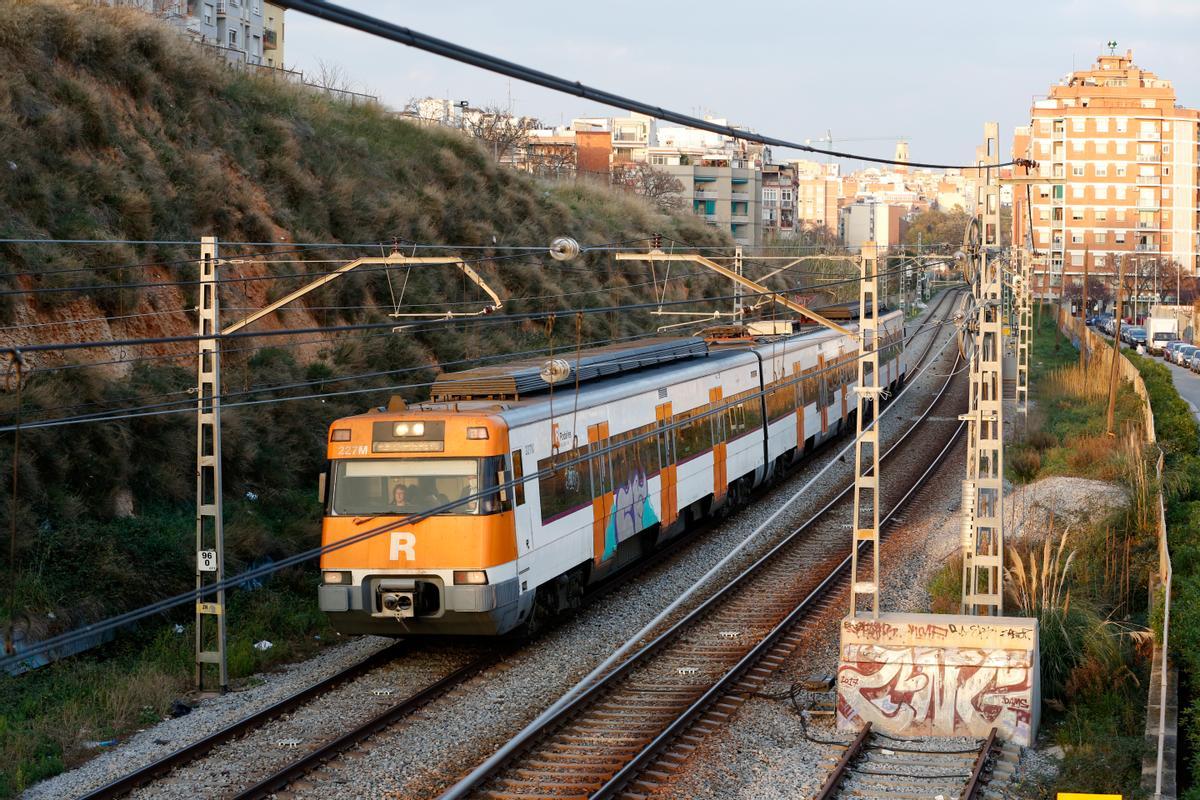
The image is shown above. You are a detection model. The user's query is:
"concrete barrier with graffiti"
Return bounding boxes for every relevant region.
[837,612,1040,745]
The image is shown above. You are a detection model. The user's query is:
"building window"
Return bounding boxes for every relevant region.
[1096,118,1109,133]
[1096,209,1107,222]
[1072,118,1085,132]
[1095,185,1107,200]
[1115,141,1127,155]
[1072,165,1084,177]
[203,2,213,24]
[1115,186,1126,200]
[229,28,237,46]
[1116,232,1126,244]
[1095,163,1107,177]
[1072,185,1084,198]
[1072,208,1084,220]
[1095,232,1107,244]
[1115,118,1127,133]
[1116,164,1127,177]
[1072,139,1084,152]
[1095,254,1106,267]
[781,189,793,202]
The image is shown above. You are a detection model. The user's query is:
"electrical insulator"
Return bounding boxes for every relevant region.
[548,236,580,262]
[652,233,662,250]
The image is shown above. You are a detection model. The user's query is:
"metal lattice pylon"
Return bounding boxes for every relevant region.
[850,243,882,618]
[195,236,228,691]
[1016,248,1032,417]
[960,250,1005,616]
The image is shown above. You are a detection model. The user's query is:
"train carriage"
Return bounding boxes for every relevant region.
[318,312,907,636]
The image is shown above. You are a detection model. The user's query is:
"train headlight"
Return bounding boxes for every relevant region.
[394,422,410,436]
[466,427,489,440]
[411,422,425,436]
[453,570,488,585]
[323,571,351,585]
[331,429,351,442]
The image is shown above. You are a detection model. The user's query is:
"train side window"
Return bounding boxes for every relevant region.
[510,449,525,506]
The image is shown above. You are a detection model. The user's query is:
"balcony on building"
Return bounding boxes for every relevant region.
[1136,153,1160,163]
[1137,131,1161,141]
[1136,219,1158,230]
[730,214,750,223]
[1135,243,1159,252]
[694,189,717,199]
[216,0,228,14]
[1136,202,1161,211]
[730,192,750,202]
[1136,175,1161,186]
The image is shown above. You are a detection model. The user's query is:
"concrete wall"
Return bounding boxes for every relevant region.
[837,612,1040,745]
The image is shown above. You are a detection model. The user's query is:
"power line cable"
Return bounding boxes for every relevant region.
[0,262,926,358]
[273,0,1033,172]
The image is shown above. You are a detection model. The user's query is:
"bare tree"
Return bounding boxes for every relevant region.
[525,144,577,180]
[312,59,353,93]
[611,164,685,211]
[461,105,542,165]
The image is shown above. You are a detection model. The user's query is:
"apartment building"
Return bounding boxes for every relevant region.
[761,164,797,238]
[263,2,284,68]
[788,160,840,234]
[838,199,907,250]
[107,0,274,65]
[657,157,762,246]
[187,0,268,64]
[1013,49,1200,295]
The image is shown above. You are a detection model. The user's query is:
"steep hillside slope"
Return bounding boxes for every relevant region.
[0,1,729,647]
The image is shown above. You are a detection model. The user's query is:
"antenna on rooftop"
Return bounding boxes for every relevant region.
[1107,40,1118,56]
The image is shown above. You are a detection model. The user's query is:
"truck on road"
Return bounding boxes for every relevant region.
[1146,316,1180,354]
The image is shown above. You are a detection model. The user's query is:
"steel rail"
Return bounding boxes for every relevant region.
[962,728,998,800]
[76,641,409,800]
[595,376,967,797]
[230,653,504,800]
[814,723,872,800]
[445,315,967,798]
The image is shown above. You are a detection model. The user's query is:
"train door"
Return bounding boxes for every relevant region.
[655,402,678,530]
[792,362,805,452]
[817,354,829,434]
[510,446,532,560]
[588,422,613,565]
[708,387,727,504]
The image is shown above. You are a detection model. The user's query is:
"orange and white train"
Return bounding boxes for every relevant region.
[317,312,906,636]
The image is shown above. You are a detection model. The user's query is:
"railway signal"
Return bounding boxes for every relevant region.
[849,242,882,618]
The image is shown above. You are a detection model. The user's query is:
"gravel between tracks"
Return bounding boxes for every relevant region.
[24,295,962,800]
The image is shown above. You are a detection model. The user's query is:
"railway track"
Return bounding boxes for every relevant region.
[442,321,968,799]
[76,292,964,800]
[815,724,997,800]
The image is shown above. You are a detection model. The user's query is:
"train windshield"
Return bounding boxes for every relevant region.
[330,458,505,516]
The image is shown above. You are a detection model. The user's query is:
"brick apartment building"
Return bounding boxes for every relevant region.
[1013,49,1200,297]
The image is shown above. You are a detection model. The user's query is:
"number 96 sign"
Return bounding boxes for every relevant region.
[198,550,218,572]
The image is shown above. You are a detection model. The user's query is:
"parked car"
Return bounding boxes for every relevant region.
[1126,327,1147,347]
[1176,345,1199,366]
[1163,341,1186,361]
[1190,352,1200,373]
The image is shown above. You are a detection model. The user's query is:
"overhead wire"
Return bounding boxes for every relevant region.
[272,0,1029,172]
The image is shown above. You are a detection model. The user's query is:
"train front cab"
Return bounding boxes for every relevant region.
[317,410,528,635]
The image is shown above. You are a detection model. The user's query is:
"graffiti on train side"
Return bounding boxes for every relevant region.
[600,467,659,561]
[836,643,1035,745]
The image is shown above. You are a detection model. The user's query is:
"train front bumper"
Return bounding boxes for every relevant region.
[318,575,524,635]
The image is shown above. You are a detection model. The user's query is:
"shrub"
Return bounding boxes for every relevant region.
[1009,447,1042,483]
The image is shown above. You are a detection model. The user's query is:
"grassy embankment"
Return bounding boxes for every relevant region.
[1120,349,1200,799]
[929,307,1154,798]
[0,2,737,793]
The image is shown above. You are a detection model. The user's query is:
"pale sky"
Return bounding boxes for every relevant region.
[284,0,1200,170]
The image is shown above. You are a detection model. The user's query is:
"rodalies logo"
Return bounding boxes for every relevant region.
[389,531,416,561]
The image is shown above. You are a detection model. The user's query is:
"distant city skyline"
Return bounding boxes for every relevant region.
[284,1,1200,170]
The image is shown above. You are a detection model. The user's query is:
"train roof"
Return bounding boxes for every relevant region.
[429,337,710,402]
